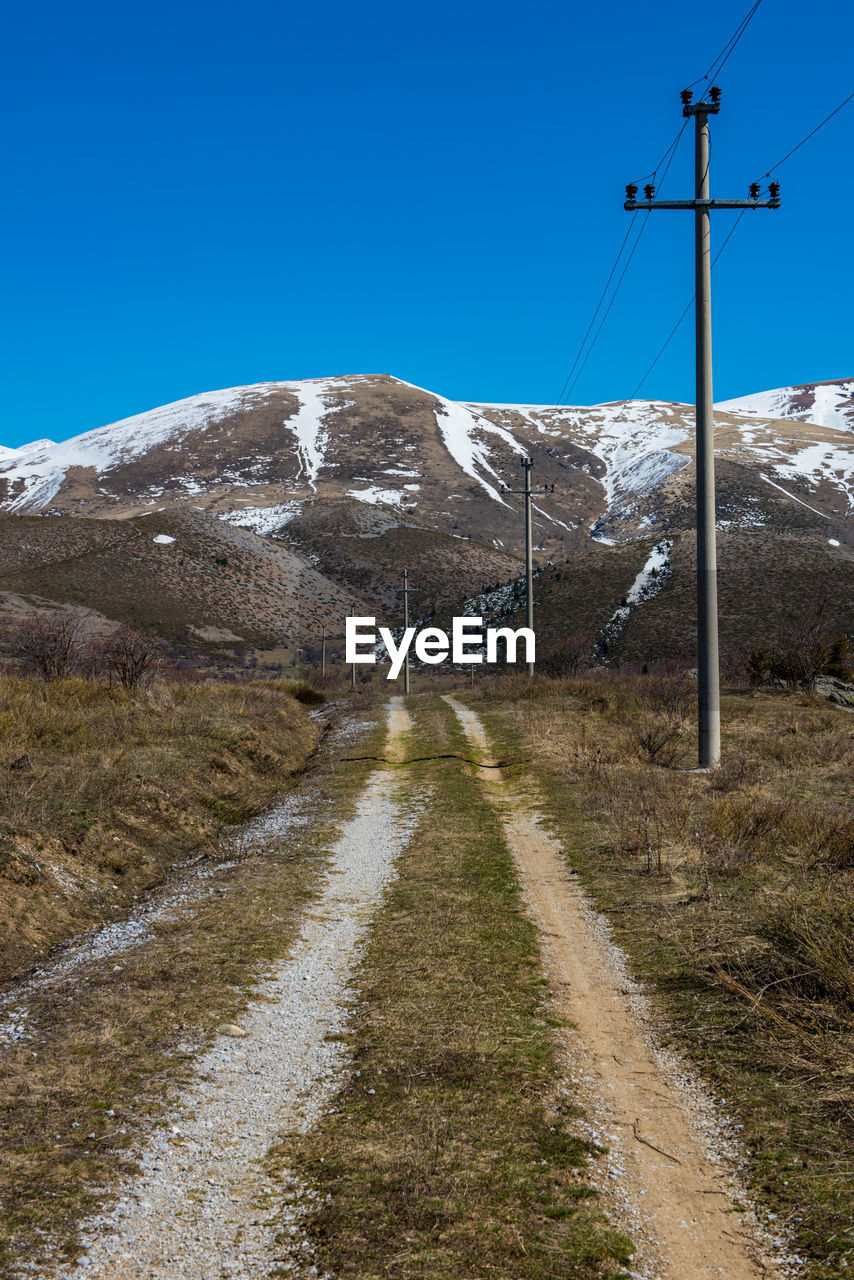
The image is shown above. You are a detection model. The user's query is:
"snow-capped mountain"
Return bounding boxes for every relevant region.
[717,378,854,433]
[1,374,852,664]
[1,375,852,555]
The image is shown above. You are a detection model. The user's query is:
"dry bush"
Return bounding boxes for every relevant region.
[760,890,854,1008]
[93,622,163,689]
[536,631,597,679]
[789,803,854,870]
[708,753,760,792]
[628,715,684,767]
[624,671,693,767]
[745,581,853,689]
[9,608,91,680]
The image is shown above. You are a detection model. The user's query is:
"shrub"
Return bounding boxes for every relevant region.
[760,890,854,1007]
[286,681,326,707]
[9,608,90,680]
[93,623,163,689]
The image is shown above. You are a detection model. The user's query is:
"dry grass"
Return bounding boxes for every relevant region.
[475,674,854,1279]
[0,676,321,982]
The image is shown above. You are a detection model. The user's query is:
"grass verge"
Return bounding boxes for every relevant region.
[474,675,854,1280]
[277,693,632,1280]
[0,677,323,983]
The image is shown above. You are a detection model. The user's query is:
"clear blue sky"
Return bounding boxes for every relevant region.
[2,0,852,447]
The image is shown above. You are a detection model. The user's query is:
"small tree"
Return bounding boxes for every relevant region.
[96,622,163,689]
[11,608,89,680]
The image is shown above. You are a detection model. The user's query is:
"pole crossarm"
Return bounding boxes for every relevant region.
[625,198,780,211]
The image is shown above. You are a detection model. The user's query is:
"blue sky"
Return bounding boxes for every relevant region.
[1,0,852,447]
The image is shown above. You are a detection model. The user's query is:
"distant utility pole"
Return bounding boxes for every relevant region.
[502,457,554,678]
[321,627,327,678]
[392,570,421,694]
[625,87,780,768]
[350,606,356,691]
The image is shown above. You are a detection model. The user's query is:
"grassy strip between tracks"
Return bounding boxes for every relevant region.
[473,676,854,1280]
[0,701,388,1278]
[277,694,633,1280]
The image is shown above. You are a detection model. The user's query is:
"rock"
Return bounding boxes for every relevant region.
[223,1024,249,1038]
[814,676,854,707]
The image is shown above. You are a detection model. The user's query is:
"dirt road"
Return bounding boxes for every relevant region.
[444,695,788,1280]
[47,698,415,1280]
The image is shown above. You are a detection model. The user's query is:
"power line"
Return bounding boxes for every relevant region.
[554,0,763,407]
[554,218,636,407]
[685,0,763,90]
[756,88,854,178]
[560,214,650,404]
[557,121,686,406]
[620,210,746,408]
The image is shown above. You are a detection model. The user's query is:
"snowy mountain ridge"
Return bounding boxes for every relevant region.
[0,375,851,553]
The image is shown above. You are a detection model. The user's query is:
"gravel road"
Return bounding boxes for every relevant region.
[40,698,415,1280]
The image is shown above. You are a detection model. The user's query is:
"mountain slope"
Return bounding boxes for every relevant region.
[2,375,852,556]
[717,377,854,432]
[1,374,851,667]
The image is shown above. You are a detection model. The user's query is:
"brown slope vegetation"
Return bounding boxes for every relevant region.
[0,510,361,647]
[491,532,854,670]
[279,496,522,616]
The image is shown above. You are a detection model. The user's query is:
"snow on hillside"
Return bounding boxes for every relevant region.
[3,374,852,527]
[471,397,692,520]
[0,385,276,512]
[718,380,854,432]
[400,379,526,505]
[596,538,674,655]
[218,502,304,536]
[283,378,362,490]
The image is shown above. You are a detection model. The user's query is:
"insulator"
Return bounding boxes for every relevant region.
[709,85,722,103]
[625,183,638,200]
[769,181,780,199]
[749,182,761,199]
[680,88,693,104]
[643,183,655,200]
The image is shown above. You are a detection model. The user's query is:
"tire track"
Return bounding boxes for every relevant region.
[40,698,416,1280]
[443,694,796,1280]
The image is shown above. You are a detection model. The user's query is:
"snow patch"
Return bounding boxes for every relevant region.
[347,486,407,507]
[718,380,854,434]
[0,385,274,513]
[759,474,831,520]
[597,540,673,655]
[218,502,303,536]
[282,381,352,491]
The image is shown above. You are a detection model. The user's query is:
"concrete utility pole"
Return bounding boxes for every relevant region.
[350,606,356,691]
[625,87,780,767]
[392,570,420,694]
[321,627,326,678]
[502,457,555,679]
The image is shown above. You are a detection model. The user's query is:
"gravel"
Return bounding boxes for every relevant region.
[31,701,417,1279]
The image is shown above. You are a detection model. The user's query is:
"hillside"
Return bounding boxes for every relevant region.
[0,374,851,663]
